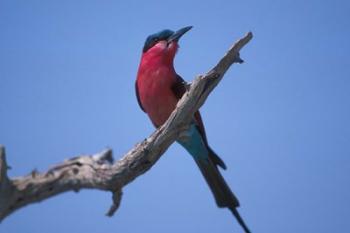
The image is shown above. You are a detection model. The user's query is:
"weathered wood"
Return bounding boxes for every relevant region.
[0,32,253,221]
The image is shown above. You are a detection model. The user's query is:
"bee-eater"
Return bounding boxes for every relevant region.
[135,26,250,233]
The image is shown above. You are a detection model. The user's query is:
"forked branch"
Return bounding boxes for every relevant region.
[0,32,253,221]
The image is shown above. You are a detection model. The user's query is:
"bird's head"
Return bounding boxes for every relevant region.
[141,26,192,63]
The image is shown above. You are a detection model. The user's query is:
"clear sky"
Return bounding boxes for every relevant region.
[1,1,349,232]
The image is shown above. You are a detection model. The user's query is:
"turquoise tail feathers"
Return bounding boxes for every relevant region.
[177,124,251,233]
[177,124,209,160]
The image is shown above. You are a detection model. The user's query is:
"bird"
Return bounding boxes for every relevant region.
[135,26,251,233]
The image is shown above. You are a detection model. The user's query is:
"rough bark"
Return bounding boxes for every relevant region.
[0,32,253,222]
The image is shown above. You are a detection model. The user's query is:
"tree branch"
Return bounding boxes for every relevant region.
[0,32,253,221]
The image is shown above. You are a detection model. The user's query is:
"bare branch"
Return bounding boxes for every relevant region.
[0,32,253,221]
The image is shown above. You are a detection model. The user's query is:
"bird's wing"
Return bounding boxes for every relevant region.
[135,80,146,112]
[171,75,208,144]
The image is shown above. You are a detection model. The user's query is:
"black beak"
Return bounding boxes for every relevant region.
[168,26,193,43]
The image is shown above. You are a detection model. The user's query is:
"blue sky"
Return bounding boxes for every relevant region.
[1,1,350,232]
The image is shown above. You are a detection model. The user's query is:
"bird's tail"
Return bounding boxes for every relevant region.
[195,153,251,233]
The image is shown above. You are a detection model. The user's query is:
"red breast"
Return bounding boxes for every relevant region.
[136,41,179,127]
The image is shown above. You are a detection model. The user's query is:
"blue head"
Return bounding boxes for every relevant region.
[143,29,174,52]
[142,26,192,53]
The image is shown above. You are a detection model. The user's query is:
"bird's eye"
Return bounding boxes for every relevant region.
[153,37,159,42]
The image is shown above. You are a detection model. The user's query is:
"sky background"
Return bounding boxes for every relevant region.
[1,1,350,232]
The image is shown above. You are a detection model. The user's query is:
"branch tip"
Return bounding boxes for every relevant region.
[0,145,9,182]
[106,189,122,217]
[94,148,114,164]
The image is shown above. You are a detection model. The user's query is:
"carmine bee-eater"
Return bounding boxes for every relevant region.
[135,26,250,233]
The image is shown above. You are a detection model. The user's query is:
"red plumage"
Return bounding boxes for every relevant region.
[136,40,206,135]
[135,28,250,233]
